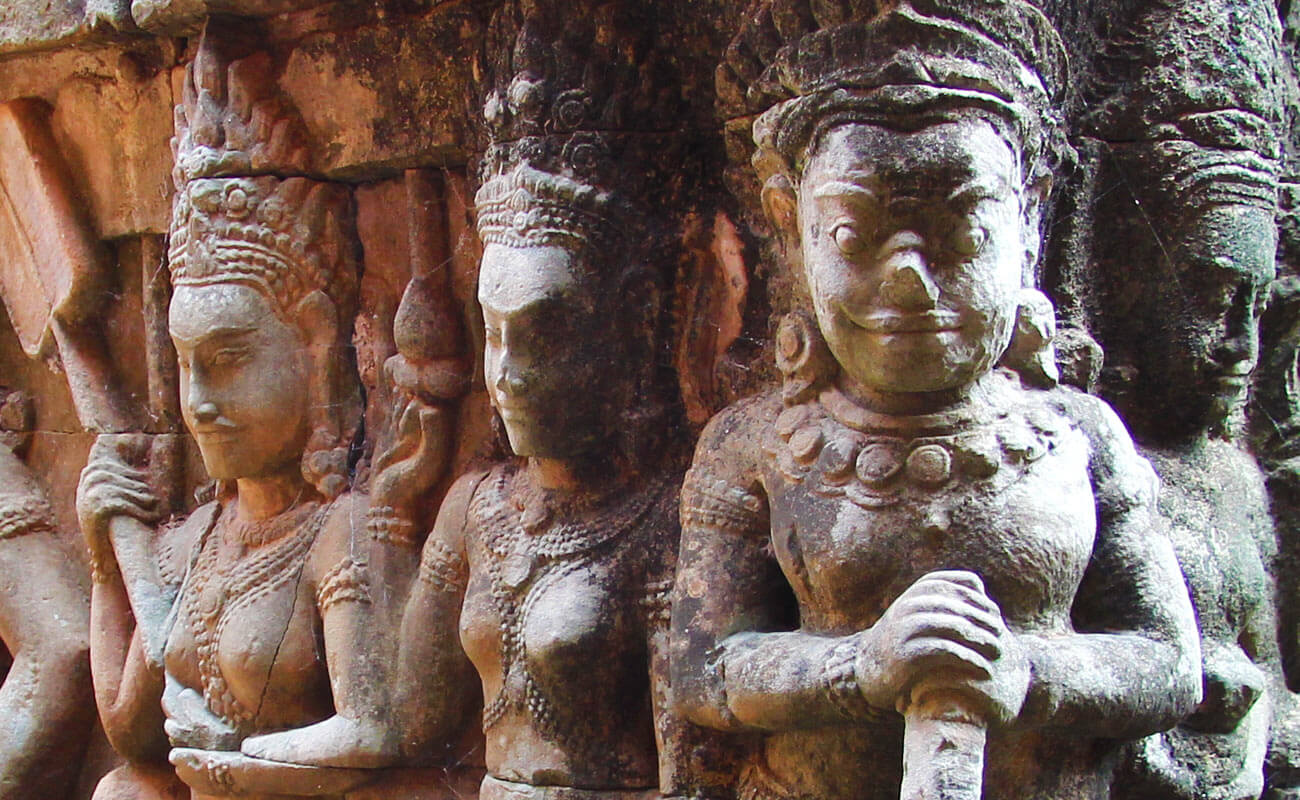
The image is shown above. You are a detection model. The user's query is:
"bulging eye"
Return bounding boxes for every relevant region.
[832,223,865,256]
[952,224,988,257]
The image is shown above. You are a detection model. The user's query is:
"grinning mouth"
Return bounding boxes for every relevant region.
[852,309,963,334]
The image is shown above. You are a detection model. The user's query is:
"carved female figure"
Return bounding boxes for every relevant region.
[0,405,95,800]
[391,7,692,798]
[77,38,393,800]
[673,2,1201,799]
[1102,113,1286,800]
[1083,2,1293,795]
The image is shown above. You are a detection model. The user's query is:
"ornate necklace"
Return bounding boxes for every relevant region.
[478,469,665,588]
[472,464,668,749]
[178,497,331,727]
[221,490,314,548]
[769,374,1061,509]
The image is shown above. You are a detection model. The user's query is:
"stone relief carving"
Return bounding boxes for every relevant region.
[0,400,96,799]
[392,4,717,799]
[1075,1,1296,797]
[0,0,1295,798]
[681,2,1200,799]
[76,24,402,799]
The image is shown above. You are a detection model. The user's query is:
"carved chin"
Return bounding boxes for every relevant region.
[196,436,295,481]
[500,414,594,460]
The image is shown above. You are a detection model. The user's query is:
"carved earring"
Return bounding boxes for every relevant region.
[776,311,836,405]
[998,288,1059,388]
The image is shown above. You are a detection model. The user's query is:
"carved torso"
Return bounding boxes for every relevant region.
[163,496,365,745]
[1116,440,1275,800]
[684,370,1145,800]
[456,463,677,792]
[761,373,1096,638]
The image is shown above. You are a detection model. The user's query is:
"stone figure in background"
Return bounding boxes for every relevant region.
[1259,266,1300,800]
[679,1,1201,798]
[365,169,471,600]
[0,390,95,799]
[76,26,400,799]
[394,3,709,798]
[1081,1,1294,797]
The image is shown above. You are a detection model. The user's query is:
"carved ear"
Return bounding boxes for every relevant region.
[1020,176,1051,282]
[998,287,1059,388]
[292,290,338,348]
[761,174,799,252]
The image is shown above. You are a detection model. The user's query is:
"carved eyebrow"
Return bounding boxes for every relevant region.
[947,178,1010,205]
[812,179,881,204]
[171,326,258,349]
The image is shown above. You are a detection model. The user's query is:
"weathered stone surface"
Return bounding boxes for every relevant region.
[0,0,130,56]
[276,6,482,179]
[0,0,1295,798]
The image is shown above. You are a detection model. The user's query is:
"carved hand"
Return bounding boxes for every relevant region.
[855,570,1029,725]
[371,396,449,519]
[162,687,241,752]
[1184,642,1265,733]
[76,433,160,570]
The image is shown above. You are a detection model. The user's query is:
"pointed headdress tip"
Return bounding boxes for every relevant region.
[168,27,356,321]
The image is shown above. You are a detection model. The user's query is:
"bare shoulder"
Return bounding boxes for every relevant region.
[156,501,221,586]
[691,389,783,478]
[425,468,494,558]
[1046,385,1156,516]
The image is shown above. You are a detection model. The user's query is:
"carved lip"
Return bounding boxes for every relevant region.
[193,427,241,441]
[853,310,963,334]
[494,401,536,417]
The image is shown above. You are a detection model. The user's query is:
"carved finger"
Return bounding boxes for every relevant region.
[894,594,1003,635]
[901,577,1001,620]
[86,484,158,510]
[96,498,161,523]
[897,637,994,683]
[412,407,447,469]
[109,432,152,463]
[83,472,155,498]
[900,612,1002,661]
[80,465,153,491]
[910,570,987,597]
[396,397,423,440]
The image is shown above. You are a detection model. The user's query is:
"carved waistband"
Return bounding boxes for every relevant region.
[480,774,662,800]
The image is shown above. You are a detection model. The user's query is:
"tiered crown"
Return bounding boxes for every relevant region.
[474,1,687,253]
[169,37,356,321]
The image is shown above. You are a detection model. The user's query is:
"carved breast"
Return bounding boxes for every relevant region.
[458,465,670,787]
[165,505,333,733]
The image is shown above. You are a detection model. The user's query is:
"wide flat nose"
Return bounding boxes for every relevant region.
[877,239,940,312]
